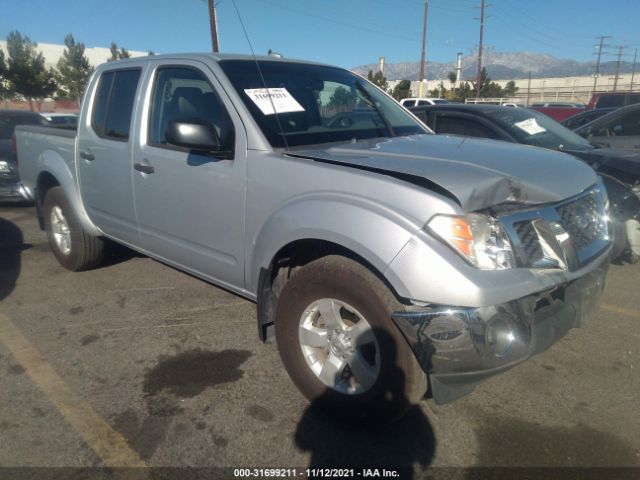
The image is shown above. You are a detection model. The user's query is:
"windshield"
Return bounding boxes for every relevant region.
[219,60,426,148]
[485,108,593,151]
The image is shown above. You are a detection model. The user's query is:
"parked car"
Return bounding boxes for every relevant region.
[588,92,640,110]
[0,109,48,201]
[561,107,618,130]
[575,103,640,150]
[409,103,640,261]
[16,54,612,421]
[531,102,585,108]
[40,112,78,128]
[529,103,586,122]
[400,97,449,107]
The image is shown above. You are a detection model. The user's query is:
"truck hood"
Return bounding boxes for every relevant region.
[288,134,597,211]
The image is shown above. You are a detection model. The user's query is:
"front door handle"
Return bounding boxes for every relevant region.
[80,151,95,161]
[134,162,155,174]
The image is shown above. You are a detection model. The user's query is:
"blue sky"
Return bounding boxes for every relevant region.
[2,0,639,68]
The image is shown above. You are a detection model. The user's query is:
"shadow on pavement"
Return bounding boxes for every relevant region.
[293,328,436,479]
[0,217,23,301]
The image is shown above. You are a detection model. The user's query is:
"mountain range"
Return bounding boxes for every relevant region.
[352,51,637,81]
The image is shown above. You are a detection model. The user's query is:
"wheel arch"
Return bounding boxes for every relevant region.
[35,152,100,236]
[255,237,411,343]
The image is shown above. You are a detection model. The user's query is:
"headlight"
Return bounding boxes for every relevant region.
[0,161,11,173]
[427,213,515,270]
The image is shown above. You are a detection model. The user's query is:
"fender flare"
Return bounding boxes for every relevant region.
[248,194,422,296]
[37,150,101,237]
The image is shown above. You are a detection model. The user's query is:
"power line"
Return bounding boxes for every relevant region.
[256,0,420,43]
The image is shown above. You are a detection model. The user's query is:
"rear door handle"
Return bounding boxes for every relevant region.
[80,151,95,161]
[134,162,155,174]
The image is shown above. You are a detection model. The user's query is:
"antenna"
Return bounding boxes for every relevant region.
[230,0,290,151]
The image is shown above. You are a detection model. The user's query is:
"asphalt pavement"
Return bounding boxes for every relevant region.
[0,203,639,479]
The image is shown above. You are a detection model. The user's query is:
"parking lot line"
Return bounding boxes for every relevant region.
[0,312,148,470]
[601,303,640,320]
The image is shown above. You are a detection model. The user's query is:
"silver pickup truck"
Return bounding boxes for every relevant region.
[16,54,611,421]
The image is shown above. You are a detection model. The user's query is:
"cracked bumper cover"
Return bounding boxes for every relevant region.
[391,248,610,404]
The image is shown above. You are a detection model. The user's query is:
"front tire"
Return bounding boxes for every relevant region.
[43,187,104,271]
[275,255,427,422]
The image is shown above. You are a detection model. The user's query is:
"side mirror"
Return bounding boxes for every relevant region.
[166,119,222,151]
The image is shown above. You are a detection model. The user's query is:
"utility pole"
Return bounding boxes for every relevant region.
[592,36,611,95]
[526,71,531,107]
[613,45,625,91]
[418,0,429,98]
[630,48,637,92]
[475,0,490,99]
[207,0,219,53]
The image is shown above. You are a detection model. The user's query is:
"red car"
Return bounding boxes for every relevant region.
[529,102,586,122]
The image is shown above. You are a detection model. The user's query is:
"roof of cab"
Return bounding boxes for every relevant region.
[96,52,335,70]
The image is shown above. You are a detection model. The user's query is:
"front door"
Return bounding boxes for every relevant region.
[132,62,246,290]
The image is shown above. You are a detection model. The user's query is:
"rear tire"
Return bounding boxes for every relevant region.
[43,187,104,271]
[275,255,427,423]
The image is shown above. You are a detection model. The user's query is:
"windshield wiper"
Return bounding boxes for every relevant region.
[355,81,395,137]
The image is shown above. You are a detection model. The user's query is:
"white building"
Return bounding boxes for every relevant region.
[0,40,149,70]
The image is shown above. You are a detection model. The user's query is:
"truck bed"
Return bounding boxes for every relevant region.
[15,125,77,198]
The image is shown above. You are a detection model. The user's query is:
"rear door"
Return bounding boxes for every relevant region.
[131,60,247,289]
[77,66,144,244]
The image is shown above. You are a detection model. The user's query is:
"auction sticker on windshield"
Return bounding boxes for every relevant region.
[244,88,305,115]
[514,117,546,135]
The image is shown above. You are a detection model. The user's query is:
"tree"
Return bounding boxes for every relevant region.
[367,70,388,91]
[391,79,412,101]
[54,34,94,104]
[503,80,518,97]
[4,31,56,109]
[109,42,131,61]
[0,50,9,101]
[327,86,357,112]
[447,71,457,88]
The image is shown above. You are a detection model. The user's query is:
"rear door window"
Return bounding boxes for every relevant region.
[91,69,141,141]
[597,96,625,108]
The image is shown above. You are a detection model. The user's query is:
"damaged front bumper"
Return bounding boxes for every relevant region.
[391,248,610,404]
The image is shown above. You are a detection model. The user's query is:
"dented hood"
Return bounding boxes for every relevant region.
[289,134,598,211]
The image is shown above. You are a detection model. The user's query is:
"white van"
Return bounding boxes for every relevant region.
[400,97,450,107]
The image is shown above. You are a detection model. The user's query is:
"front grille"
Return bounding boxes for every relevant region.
[501,185,609,270]
[556,191,604,251]
[513,220,543,265]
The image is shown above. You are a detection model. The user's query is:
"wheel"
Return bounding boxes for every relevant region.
[43,187,104,271]
[275,255,427,422]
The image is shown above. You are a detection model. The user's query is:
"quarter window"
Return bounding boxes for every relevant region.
[91,69,141,141]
